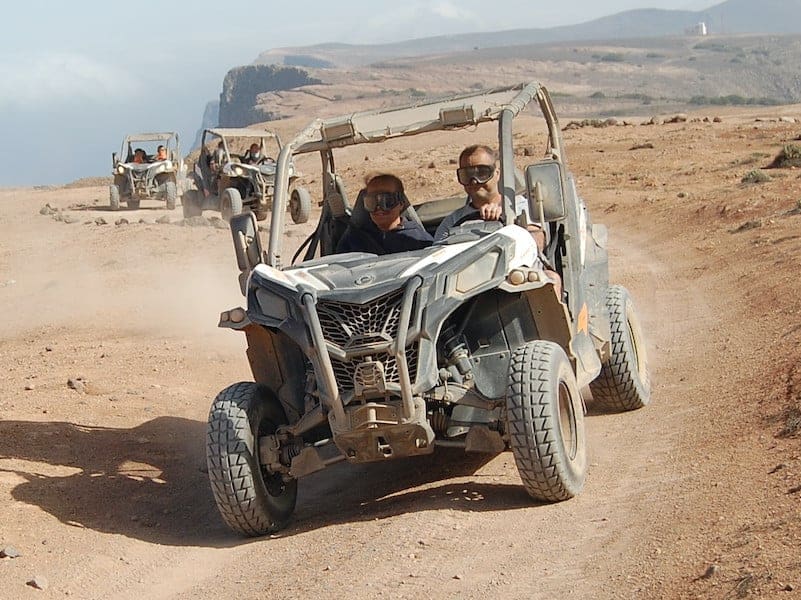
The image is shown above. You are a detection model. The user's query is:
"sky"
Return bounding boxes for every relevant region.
[0,0,718,186]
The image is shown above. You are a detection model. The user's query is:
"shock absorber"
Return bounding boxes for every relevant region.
[442,327,473,381]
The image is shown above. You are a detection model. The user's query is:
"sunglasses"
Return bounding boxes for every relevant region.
[456,164,496,185]
[364,191,404,213]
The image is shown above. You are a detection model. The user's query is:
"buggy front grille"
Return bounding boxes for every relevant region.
[317,290,404,348]
[331,344,419,394]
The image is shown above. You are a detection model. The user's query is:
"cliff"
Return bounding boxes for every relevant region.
[217,65,321,128]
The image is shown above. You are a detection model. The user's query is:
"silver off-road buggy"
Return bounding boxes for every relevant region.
[207,82,651,536]
[185,128,308,223]
[110,132,185,210]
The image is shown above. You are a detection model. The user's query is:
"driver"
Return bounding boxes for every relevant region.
[434,144,544,248]
[436,144,560,295]
[336,173,433,255]
[242,143,263,165]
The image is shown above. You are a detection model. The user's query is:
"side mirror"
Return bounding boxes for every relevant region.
[112,152,117,166]
[230,212,264,295]
[525,160,566,222]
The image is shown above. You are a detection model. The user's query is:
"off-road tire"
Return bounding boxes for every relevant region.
[165,181,177,210]
[206,382,298,536]
[126,198,140,210]
[289,187,311,224]
[589,285,651,411]
[109,185,120,210]
[506,340,586,502]
[221,187,243,223]
[182,190,202,218]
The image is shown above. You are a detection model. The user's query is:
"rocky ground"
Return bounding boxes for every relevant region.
[1,104,800,599]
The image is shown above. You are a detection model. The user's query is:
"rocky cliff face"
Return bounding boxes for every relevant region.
[218,65,321,127]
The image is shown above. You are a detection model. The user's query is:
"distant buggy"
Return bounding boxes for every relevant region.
[184,128,309,223]
[208,82,652,536]
[110,132,185,210]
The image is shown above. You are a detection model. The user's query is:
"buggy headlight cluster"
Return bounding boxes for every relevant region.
[116,165,125,174]
[234,166,244,177]
[453,250,501,294]
[255,288,290,322]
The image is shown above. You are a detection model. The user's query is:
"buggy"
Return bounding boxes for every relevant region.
[207,82,651,536]
[185,127,308,223]
[110,132,185,210]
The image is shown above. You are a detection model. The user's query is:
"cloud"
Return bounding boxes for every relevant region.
[356,1,488,43]
[0,52,143,110]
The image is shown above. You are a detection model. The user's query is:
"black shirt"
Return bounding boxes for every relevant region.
[336,218,433,255]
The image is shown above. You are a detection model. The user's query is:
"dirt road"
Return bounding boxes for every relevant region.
[1,110,800,599]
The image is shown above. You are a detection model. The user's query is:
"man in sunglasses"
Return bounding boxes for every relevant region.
[436,145,560,295]
[434,145,546,252]
[336,173,433,255]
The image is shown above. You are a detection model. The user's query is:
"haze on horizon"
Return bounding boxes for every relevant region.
[1,0,717,187]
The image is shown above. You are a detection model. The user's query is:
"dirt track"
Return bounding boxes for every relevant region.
[1,109,800,599]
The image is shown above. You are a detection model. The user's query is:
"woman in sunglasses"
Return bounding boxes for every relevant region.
[336,173,433,255]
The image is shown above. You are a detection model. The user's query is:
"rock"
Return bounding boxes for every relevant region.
[155,215,171,224]
[95,217,108,225]
[138,218,150,224]
[52,212,64,222]
[630,142,655,151]
[522,146,536,156]
[701,564,720,579]
[212,219,229,230]
[24,384,35,391]
[453,574,463,580]
[427,161,436,169]
[114,218,129,226]
[27,576,48,591]
[779,117,797,124]
[732,220,762,233]
[785,584,795,591]
[0,546,21,558]
[703,117,711,123]
[604,117,619,127]
[667,113,688,123]
[45,346,53,352]
[63,214,78,224]
[183,216,210,227]
[713,116,723,123]
[39,204,57,216]
[67,378,86,394]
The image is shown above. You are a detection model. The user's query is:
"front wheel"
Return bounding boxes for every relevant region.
[289,187,311,224]
[206,382,297,536]
[506,340,586,502]
[221,187,243,223]
[182,189,202,218]
[109,185,120,210]
[589,285,651,411]
[165,181,177,210]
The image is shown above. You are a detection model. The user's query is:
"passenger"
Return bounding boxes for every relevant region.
[436,144,561,295]
[155,145,167,161]
[132,148,147,164]
[242,143,263,165]
[336,173,433,255]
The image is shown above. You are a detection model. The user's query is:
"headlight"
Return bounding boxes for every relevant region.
[453,250,500,293]
[255,288,289,321]
[116,165,125,174]
[234,166,244,177]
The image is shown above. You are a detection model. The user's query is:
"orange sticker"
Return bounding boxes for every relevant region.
[577,303,589,334]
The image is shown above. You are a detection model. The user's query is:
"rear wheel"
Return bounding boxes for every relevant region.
[506,340,586,502]
[289,187,311,224]
[182,190,202,218]
[165,181,177,210]
[221,187,243,223]
[109,185,120,210]
[589,285,651,411]
[206,382,297,536]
